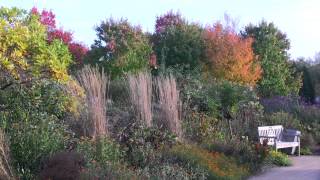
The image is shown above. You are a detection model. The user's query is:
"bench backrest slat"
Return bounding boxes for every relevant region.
[258,125,283,144]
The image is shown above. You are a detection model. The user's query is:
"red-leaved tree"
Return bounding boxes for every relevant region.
[31,7,88,67]
[203,23,261,85]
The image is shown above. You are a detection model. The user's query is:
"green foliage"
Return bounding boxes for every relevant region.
[293,60,315,102]
[85,18,152,78]
[0,82,75,179]
[309,63,320,97]
[266,150,291,166]
[117,124,176,168]
[0,7,72,89]
[184,112,221,143]
[141,163,208,180]
[264,112,302,129]
[242,21,301,97]
[80,161,139,180]
[9,115,68,179]
[300,147,312,155]
[153,13,205,70]
[77,137,124,167]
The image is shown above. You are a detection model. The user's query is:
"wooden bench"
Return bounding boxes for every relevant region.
[258,125,301,156]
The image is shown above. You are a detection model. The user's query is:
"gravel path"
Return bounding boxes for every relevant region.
[249,156,320,180]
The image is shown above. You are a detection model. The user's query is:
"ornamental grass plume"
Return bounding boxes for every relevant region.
[0,129,15,180]
[128,72,153,127]
[77,65,109,138]
[155,74,182,138]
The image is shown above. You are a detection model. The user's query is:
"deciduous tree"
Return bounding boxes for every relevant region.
[242,21,301,97]
[153,11,205,70]
[85,18,152,77]
[203,23,261,85]
[0,7,72,89]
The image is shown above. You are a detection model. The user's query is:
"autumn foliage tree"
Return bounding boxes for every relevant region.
[85,18,152,77]
[203,23,261,85]
[0,7,72,89]
[31,7,88,68]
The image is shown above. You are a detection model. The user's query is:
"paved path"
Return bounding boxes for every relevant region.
[249,156,320,180]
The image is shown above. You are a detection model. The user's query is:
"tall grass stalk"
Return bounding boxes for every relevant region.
[0,129,14,180]
[128,72,153,127]
[155,75,182,138]
[77,65,109,138]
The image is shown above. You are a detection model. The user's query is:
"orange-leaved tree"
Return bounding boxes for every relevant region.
[203,23,261,85]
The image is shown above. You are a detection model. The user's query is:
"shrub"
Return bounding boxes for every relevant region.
[77,137,124,167]
[204,139,268,172]
[165,144,249,179]
[295,105,320,143]
[0,83,73,179]
[39,152,85,180]
[183,111,221,143]
[140,163,208,180]
[266,150,291,166]
[260,96,299,114]
[300,147,312,155]
[263,112,301,129]
[79,162,139,180]
[117,123,176,168]
[8,114,69,179]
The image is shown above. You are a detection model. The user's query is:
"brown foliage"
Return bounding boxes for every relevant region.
[39,152,85,180]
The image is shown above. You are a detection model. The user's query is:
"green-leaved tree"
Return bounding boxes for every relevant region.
[242,21,301,97]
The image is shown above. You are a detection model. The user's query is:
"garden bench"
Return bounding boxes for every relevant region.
[258,125,301,156]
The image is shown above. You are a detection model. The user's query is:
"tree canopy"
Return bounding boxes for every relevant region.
[0,7,72,89]
[242,21,301,97]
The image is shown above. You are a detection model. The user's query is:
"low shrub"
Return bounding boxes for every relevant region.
[76,137,138,179]
[8,114,69,179]
[300,147,312,155]
[77,137,124,167]
[263,112,302,129]
[117,123,176,168]
[266,150,291,166]
[183,111,221,143]
[39,152,85,180]
[79,161,139,180]
[140,163,208,180]
[204,139,269,172]
[165,143,249,180]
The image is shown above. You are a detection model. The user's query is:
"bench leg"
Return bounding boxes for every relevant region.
[291,146,296,155]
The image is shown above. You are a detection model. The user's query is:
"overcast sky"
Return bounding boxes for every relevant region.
[1,0,320,59]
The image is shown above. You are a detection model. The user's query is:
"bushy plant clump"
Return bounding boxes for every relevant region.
[164,144,250,180]
[266,150,291,166]
[0,82,74,179]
